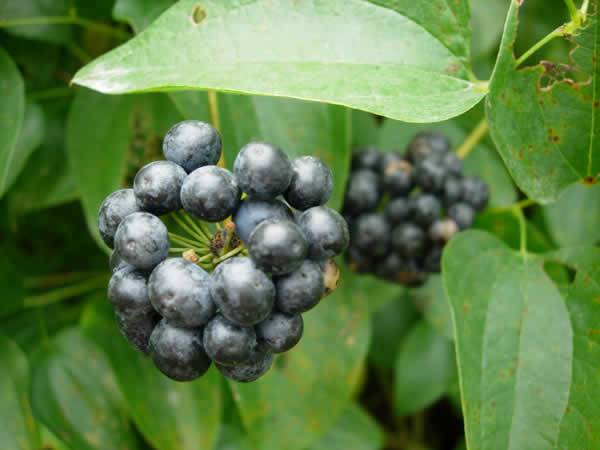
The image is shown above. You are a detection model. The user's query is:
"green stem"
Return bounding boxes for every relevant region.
[170,247,194,253]
[456,119,489,159]
[67,41,92,64]
[516,26,566,67]
[214,245,244,263]
[27,87,73,102]
[180,211,212,242]
[25,271,106,289]
[513,207,528,259]
[0,15,130,39]
[168,232,206,251]
[172,213,209,244]
[564,0,579,18]
[23,275,109,308]
[487,198,536,214]
[208,90,226,168]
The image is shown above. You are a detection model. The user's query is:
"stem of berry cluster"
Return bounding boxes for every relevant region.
[456,119,489,160]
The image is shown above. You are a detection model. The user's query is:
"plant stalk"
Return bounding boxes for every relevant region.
[456,119,489,159]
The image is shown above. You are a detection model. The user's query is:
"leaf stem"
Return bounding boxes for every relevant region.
[456,119,489,159]
[180,211,212,242]
[208,90,226,167]
[23,275,109,308]
[0,15,131,39]
[27,87,73,102]
[168,232,206,251]
[214,244,244,263]
[487,198,536,214]
[172,212,209,244]
[564,0,579,19]
[513,206,528,260]
[515,26,566,67]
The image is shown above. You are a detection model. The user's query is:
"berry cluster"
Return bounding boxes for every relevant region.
[342,132,489,286]
[99,120,348,383]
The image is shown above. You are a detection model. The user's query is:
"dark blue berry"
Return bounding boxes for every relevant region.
[380,152,403,172]
[392,223,425,259]
[181,166,241,222]
[448,202,475,230]
[110,250,131,273]
[133,161,186,215]
[203,314,256,366]
[233,198,293,244]
[98,189,141,248]
[343,169,381,216]
[114,212,169,270]
[443,176,463,206]
[406,132,450,163]
[210,257,274,326]
[352,147,382,172]
[385,197,412,225]
[423,245,443,273]
[297,206,349,260]
[461,176,489,211]
[284,156,333,210]
[439,152,463,176]
[351,213,390,258]
[149,320,211,382]
[414,158,447,192]
[382,159,413,197]
[163,120,222,173]
[148,258,215,328]
[248,219,307,275]
[275,260,324,314]
[411,194,442,227]
[256,312,303,353]
[233,142,292,200]
[216,347,273,382]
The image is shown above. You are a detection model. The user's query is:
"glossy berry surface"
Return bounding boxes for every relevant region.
[414,158,447,193]
[411,194,442,227]
[163,120,222,173]
[133,161,186,216]
[385,197,412,225]
[203,314,256,366]
[98,189,141,248]
[181,166,240,222]
[351,213,390,258]
[275,260,324,314]
[256,312,303,353]
[383,159,413,197]
[216,347,273,383]
[248,219,307,275]
[148,258,215,328]
[297,206,349,260]
[284,156,333,210]
[234,142,292,200]
[210,257,274,326]
[114,212,169,270]
[149,320,211,382]
[392,223,426,259]
[352,147,382,171]
[342,169,380,216]
[233,198,293,244]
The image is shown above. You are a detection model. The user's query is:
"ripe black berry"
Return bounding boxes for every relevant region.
[149,320,211,382]
[343,169,381,216]
[442,176,463,206]
[461,176,489,211]
[385,197,412,225]
[234,142,292,200]
[133,161,186,215]
[148,258,215,328]
[181,166,240,222]
[203,314,256,366]
[284,156,333,210]
[414,158,447,193]
[114,212,169,270]
[423,245,443,273]
[256,312,303,353]
[248,219,307,275]
[351,213,390,258]
[448,202,475,230]
[392,223,425,259]
[297,206,349,260]
[406,132,450,163]
[216,347,273,383]
[275,260,324,314]
[411,194,442,227]
[233,198,293,244]
[163,120,222,173]
[98,189,141,248]
[210,257,274,326]
[352,147,382,172]
[382,159,413,197]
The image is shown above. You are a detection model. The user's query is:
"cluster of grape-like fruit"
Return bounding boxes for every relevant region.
[99,120,348,383]
[342,132,489,286]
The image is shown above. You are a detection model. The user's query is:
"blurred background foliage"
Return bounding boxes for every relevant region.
[0,1,592,449]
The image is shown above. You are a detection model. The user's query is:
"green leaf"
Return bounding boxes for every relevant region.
[369,292,418,370]
[66,89,181,249]
[0,336,40,450]
[377,118,517,207]
[1,102,45,198]
[443,230,573,450]
[351,110,380,149]
[219,94,350,211]
[486,1,600,203]
[229,266,371,450]
[0,47,25,198]
[410,275,454,340]
[73,0,486,123]
[394,321,455,416]
[112,0,175,33]
[550,247,600,448]
[81,300,223,450]
[308,403,384,450]
[0,0,72,43]
[542,183,600,247]
[31,328,137,450]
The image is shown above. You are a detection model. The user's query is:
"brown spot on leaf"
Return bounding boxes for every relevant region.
[583,176,597,185]
[191,4,207,24]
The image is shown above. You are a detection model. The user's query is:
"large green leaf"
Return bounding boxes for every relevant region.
[443,231,573,450]
[410,275,453,340]
[219,94,350,210]
[112,0,175,33]
[377,118,517,207]
[542,183,600,247]
[0,0,72,43]
[394,321,455,416]
[31,328,136,450]
[0,47,25,198]
[486,1,599,203]
[1,102,45,198]
[73,0,486,123]
[550,247,600,448]
[0,337,40,450]
[81,300,222,450]
[229,266,371,450]
[66,89,181,248]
